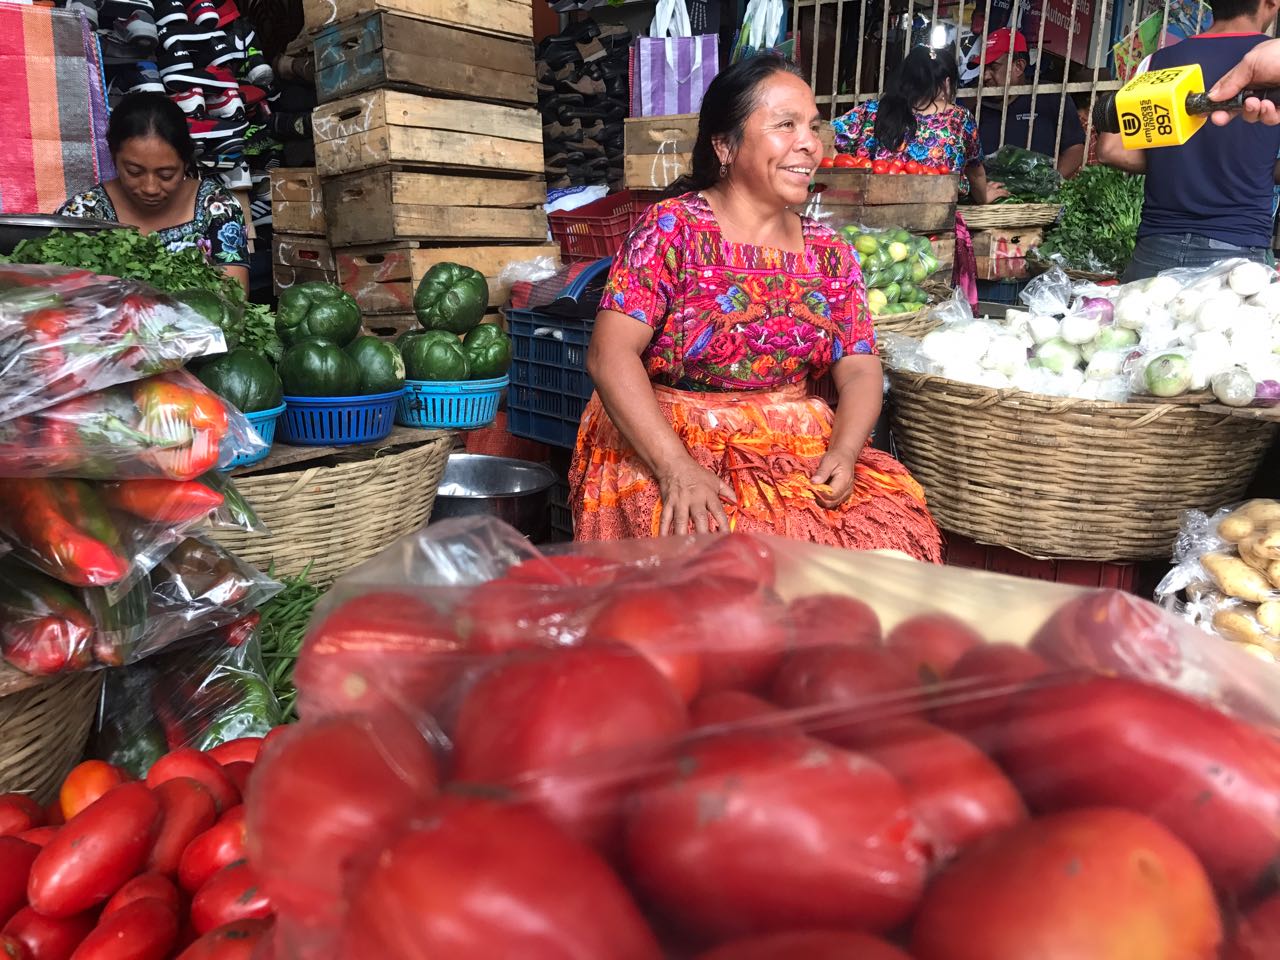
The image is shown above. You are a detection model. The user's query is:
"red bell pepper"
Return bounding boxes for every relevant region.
[102,479,225,524]
[0,560,95,675]
[134,376,230,478]
[0,479,130,587]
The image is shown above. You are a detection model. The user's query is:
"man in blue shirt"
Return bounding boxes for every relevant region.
[1098,0,1280,281]
[970,28,1087,179]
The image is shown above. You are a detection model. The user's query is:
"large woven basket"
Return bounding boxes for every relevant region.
[960,203,1062,229]
[0,672,103,803]
[873,309,943,340]
[887,371,1278,561]
[212,434,452,586]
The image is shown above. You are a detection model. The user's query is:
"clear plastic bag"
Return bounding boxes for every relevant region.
[0,536,279,679]
[1158,500,1280,659]
[0,474,261,602]
[496,257,560,289]
[0,369,267,479]
[90,612,282,778]
[0,264,227,423]
[843,225,939,316]
[247,517,1280,960]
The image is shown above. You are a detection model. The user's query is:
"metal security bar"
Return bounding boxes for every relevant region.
[793,0,1217,164]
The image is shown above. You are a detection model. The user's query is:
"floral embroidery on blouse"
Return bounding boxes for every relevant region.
[832,100,982,175]
[56,178,249,267]
[600,193,875,392]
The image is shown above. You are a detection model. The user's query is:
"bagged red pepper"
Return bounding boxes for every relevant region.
[0,370,267,479]
[0,475,259,601]
[251,518,1280,960]
[0,265,226,422]
[0,557,95,676]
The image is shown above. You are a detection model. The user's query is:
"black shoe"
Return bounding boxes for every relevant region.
[565,19,599,43]
[192,29,241,68]
[541,43,581,71]
[604,75,627,100]
[157,40,205,89]
[266,110,312,140]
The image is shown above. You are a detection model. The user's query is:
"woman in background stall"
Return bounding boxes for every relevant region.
[831,46,1004,305]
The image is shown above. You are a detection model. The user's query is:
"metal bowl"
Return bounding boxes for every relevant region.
[0,215,121,256]
[429,454,558,541]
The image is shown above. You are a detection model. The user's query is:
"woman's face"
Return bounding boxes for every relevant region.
[113,135,185,210]
[718,72,823,208]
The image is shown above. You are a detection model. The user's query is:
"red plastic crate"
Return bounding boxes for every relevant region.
[548,190,661,263]
[943,533,1139,592]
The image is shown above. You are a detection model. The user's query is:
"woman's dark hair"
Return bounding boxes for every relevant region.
[107,92,198,175]
[667,53,806,196]
[872,47,960,153]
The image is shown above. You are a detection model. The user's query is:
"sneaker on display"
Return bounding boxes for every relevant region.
[188,116,248,154]
[230,21,273,88]
[105,9,159,49]
[193,31,242,69]
[157,43,207,91]
[239,83,266,109]
[65,0,100,27]
[206,87,245,121]
[265,111,311,140]
[118,60,166,93]
[200,64,240,90]
[185,0,219,27]
[171,87,207,119]
[212,0,239,26]
[220,160,251,190]
[154,0,191,34]
[99,0,152,22]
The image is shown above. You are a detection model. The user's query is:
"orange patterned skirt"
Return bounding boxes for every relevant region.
[569,382,943,562]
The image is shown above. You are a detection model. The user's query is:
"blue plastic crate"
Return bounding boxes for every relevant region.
[279,389,405,446]
[396,376,508,429]
[227,403,285,468]
[506,258,610,449]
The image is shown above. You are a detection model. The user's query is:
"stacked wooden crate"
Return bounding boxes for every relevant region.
[307,0,559,340]
[270,168,335,295]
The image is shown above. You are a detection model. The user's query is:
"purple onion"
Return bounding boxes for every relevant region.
[1254,380,1280,407]
[1078,296,1115,327]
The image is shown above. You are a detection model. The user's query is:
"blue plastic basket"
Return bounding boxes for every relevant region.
[227,403,285,468]
[396,376,509,430]
[279,389,406,446]
[507,257,610,449]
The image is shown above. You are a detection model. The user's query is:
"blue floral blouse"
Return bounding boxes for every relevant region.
[56,177,249,267]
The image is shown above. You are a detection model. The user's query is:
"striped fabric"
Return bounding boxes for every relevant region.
[0,5,111,214]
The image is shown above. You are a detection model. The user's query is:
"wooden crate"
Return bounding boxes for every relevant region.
[930,235,956,273]
[363,309,505,341]
[273,234,338,295]
[337,241,561,315]
[623,114,696,191]
[313,12,535,106]
[270,169,325,237]
[313,89,543,178]
[804,171,960,233]
[303,0,532,41]
[323,168,547,247]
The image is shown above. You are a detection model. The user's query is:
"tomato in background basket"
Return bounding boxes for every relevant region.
[1030,589,1184,685]
[190,862,272,935]
[0,796,44,838]
[887,613,984,684]
[173,919,270,960]
[586,587,703,703]
[624,732,928,942]
[686,576,789,695]
[147,778,217,878]
[818,157,835,168]
[871,160,891,174]
[786,594,881,649]
[694,535,777,591]
[833,154,858,169]
[1226,893,1280,960]
[904,160,923,174]
[770,645,925,731]
[888,160,906,174]
[910,809,1222,960]
[342,796,663,960]
[0,838,38,928]
[3,907,95,960]
[70,896,178,960]
[178,807,248,895]
[930,643,1049,751]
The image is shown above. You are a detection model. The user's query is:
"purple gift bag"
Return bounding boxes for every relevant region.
[629,0,719,118]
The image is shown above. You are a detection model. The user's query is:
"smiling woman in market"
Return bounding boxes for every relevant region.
[571,55,942,561]
[55,93,249,292]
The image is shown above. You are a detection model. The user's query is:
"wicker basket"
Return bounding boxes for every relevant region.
[960,203,1063,229]
[873,309,943,340]
[0,672,103,803]
[887,370,1278,561]
[211,434,453,586]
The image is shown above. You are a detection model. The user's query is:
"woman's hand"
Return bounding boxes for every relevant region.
[985,179,1010,202]
[811,449,857,509]
[657,458,735,535]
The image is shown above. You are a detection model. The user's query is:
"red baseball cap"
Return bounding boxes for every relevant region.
[973,27,1029,65]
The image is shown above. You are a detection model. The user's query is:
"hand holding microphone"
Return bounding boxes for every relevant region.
[1208,37,1280,126]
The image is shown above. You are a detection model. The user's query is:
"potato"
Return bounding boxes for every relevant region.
[1268,560,1280,590]
[1241,499,1280,524]
[1219,511,1256,544]
[1239,542,1271,573]
[1259,601,1280,637]
[1202,552,1279,604]
[1185,580,1218,602]
[1214,606,1267,644]
[1250,526,1280,560]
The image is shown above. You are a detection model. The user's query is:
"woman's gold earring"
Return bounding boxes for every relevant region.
[719,162,729,177]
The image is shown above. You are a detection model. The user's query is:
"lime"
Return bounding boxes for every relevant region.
[911,262,929,283]
[855,234,880,256]
[888,241,910,263]
[866,288,889,314]
[884,281,901,303]
[892,229,912,244]
[921,253,940,275]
